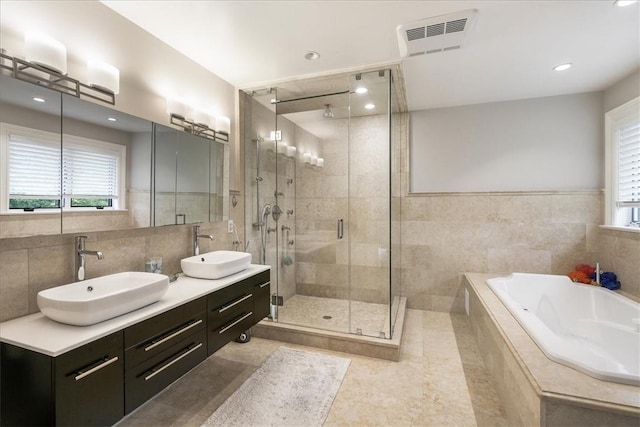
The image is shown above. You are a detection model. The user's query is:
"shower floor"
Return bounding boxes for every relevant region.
[275,294,397,339]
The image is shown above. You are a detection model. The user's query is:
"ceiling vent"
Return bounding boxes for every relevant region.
[397,9,478,58]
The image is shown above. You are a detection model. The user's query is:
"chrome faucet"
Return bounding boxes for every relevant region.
[193,225,213,256]
[75,236,103,281]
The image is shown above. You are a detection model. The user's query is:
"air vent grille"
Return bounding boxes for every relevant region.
[427,23,445,37]
[406,27,425,41]
[446,18,467,33]
[397,9,477,58]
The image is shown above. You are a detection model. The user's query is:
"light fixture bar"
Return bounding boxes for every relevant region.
[169,113,229,143]
[0,51,115,105]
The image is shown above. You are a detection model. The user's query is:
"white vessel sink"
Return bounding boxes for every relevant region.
[181,251,251,279]
[37,272,170,326]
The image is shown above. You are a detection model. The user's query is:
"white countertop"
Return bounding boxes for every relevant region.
[0,265,270,357]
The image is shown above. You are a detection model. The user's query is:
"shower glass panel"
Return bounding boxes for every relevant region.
[348,70,392,338]
[278,91,350,334]
[243,68,397,339]
[242,89,279,314]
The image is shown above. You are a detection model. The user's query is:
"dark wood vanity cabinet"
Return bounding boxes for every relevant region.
[0,269,269,426]
[123,297,207,414]
[1,332,124,427]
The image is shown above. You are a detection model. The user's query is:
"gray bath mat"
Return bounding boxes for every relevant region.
[202,346,351,427]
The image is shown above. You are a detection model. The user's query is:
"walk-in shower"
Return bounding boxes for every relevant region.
[241,68,402,339]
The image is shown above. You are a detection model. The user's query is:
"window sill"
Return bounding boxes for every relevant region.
[599,225,640,234]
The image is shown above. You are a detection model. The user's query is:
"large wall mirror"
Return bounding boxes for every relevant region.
[61,94,153,234]
[0,74,62,238]
[0,75,228,238]
[154,124,226,226]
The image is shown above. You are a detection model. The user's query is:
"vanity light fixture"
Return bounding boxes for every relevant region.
[317,157,325,168]
[614,0,638,6]
[87,60,120,95]
[1,39,116,105]
[166,98,229,143]
[553,63,572,71]
[286,145,297,158]
[303,152,311,163]
[166,98,190,119]
[215,116,231,135]
[193,110,211,127]
[277,142,289,156]
[311,155,318,166]
[32,97,46,103]
[365,103,376,110]
[25,33,67,75]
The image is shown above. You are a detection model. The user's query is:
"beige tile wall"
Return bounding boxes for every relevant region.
[0,221,235,322]
[401,192,607,312]
[594,228,640,298]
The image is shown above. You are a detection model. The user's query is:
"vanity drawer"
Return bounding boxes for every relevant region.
[208,290,254,331]
[208,306,256,354]
[124,297,206,369]
[207,278,253,312]
[125,327,206,414]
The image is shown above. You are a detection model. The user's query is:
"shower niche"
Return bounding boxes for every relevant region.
[242,69,402,340]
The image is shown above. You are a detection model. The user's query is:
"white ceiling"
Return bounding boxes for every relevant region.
[102,0,639,111]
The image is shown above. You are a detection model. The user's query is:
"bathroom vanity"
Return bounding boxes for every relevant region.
[0,265,270,426]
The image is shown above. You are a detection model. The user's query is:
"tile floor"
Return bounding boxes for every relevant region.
[117,309,507,426]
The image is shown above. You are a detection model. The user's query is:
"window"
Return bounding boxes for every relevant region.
[62,138,121,209]
[1,123,125,212]
[605,97,640,229]
[4,128,62,210]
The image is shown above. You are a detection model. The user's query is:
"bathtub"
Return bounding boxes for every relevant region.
[487,273,640,386]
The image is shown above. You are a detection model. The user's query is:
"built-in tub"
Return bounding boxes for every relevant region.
[487,273,640,386]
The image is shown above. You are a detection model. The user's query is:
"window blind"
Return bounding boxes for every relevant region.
[8,134,61,199]
[617,121,640,208]
[62,144,118,199]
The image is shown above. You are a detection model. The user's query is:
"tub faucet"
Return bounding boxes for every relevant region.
[193,225,213,256]
[75,236,103,281]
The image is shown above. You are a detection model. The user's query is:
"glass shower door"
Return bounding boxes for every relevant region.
[276,91,351,333]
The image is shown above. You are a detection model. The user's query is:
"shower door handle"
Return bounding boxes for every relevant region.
[337,219,344,240]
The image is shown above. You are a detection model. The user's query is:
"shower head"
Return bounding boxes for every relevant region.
[323,104,334,119]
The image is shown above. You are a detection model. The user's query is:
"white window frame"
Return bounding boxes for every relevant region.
[604,97,640,232]
[0,122,126,213]
[62,134,126,211]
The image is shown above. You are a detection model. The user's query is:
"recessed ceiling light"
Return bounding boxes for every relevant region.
[304,51,320,60]
[107,117,117,122]
[32,97,45,103]
[614,0,638,7]
[365,103,375,110]
[553,63,572,71]
[355,87,368,94]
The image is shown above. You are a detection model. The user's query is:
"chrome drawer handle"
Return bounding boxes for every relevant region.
[218,293,253,313]
[144,319,203,352]
[74,356,119,381]
[219,312,253,334]
[144,342,203,381]
[259,281,270,288]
